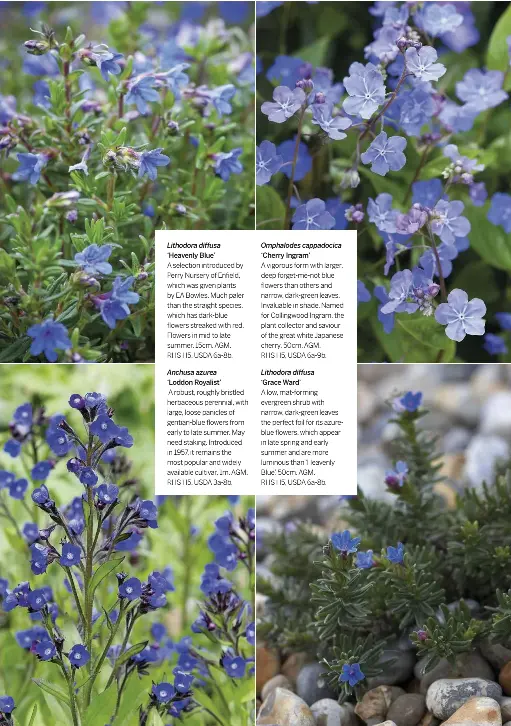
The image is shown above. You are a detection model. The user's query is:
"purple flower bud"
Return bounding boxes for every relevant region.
[69,394,85,410]
[314,91,326,104]
[296,78,314,93]
[67,458,81,474]
[66,209,78,223]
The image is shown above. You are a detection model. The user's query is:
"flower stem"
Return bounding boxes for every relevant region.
[283,105,307,230]
[360,59,409,142]
[427,224,447,302]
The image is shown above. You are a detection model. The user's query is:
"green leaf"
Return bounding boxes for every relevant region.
[111,678,147,726]
[32,679,70,707]
[464,204,511,271]
[452,261,499,304]
[83,687,117,726]
[193,689,226,723]
[114,641,148,669]
[147,711,165,726]
[89,556,124,599]
[487,3,511,87]
[393,315,456,363]
[256,185,286,228]
[0,337,32,363]
[27,704,38,726]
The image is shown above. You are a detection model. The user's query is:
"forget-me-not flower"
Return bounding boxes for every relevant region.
[367,193,398,233]
[456,68,508,112]
[126,75,160,115]
[98,275,140,330]
[256,141,283,185]
[405,46,446,83]
[361,132,407,176]
[420,3,463,37]
[488,192,511,233]
[339,662,365,687]
[343,62,385,119]
[138,148,170,180]
[357,280,371,306]
[261,85,306,123]
[431,200,471,245]
[14,153,48,185]
[484,334,507,357]
[75,244,113,276]
[214,148,243,181]
[331,530,361,554]
[435,288,486,342]
[292,198,335,230]
[386,542,405,564]
[311,104,351,140]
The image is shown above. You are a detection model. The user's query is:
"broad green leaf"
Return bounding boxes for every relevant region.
[464,204,511,271]
[256,185,286,229]
[487,2,511,87]
[83,686,117,726]
[114,641,148,669]
[32,679,70,708]
[394,315,456,363]
[147,711,166,726]
[452,261,499,304]
[112,678,148,726]
[193,689,226,723]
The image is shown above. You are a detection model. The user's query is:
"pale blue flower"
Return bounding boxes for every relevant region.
[343,62,385,119]
[435,289,486,342]
[261,85,306,123]
[361,132,407,176]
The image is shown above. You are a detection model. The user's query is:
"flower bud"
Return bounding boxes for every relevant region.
[296,78,314,93]
[24,39,50,55]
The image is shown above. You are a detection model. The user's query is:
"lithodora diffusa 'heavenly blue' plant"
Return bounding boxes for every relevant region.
[0,2,255,363]
[0,392,255,726]
[256,2,511,363]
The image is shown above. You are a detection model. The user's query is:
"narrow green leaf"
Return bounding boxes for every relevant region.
[89,556,124,598]
[32,679,70,707]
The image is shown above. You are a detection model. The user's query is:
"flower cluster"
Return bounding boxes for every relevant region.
[257,1,511,362]
[0,2,255,362]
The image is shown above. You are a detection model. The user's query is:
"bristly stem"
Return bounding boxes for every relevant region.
[283,104,307,230]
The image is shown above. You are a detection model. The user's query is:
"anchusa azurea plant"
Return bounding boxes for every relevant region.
[256,1,511,363]
[0,390,255,725]
[258,390,511,705]
[0,2,255,363]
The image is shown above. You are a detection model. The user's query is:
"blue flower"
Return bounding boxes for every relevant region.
[99,276,140,329]
[94,51,124,82]
[356,551,374,569]
[79,467,98,487]
[60,543,81,567]
[256,1,283,17]
[367,193,398,233]
[35,640,56,661]
[292,198,335,230]
[0,696,15,714]
[209,84,236,116]
[219,2,250,23]
[374,286,395,334]
[46,427,71,457]
[439,101,477,133]
[357,280,371,306]
[223,655,246,678]
[174,669,194,692]
[152,682,175,703]
[361,132,406,176]
[246,622,255,645]
[138,148,170,180]
[119,577,142,601]
[380,270,416,315]
[496,313,511,330]
[164,63,190,99]
[75,244,113,275]
[33,80,51,108]
[14,152,48,185]
[27,318,72,362]
[431,200,471,245]
[435,289,486,342]
[484,334,507,357]
[69,147,91,176]
[385,461,408,488]
[398,392,422,412]
[214,148,243,181]
[31,461,52,481]
[8,478,28,500]
[4,440,21,458]
[0,471,16,490]
[151,623,167,641]
[405,46,446,83]
[32,485,50,506]
[142,203,155,217]
[261,85,306,123]
[325,199,349,231]
[277,137,312,180]
[28,589,47,611]
[420,3,463,38]
[311,104,351,140]
[386,542,404,564]
[488,193,511,233]
[23,522,39,545]
[412,179,443,208]
[395,86,435,137]
[469,182,487,207]
[419,242,459,280]
[266,55,307,86]
[343,62,385,119]
[339,662,365,687]
[68,644,90,668]
[90,414,122,443]
[126,75,160,115]
[96,483,119,505]
[331,530,361,555]
[256,141,283,186]
[456,69,508,112]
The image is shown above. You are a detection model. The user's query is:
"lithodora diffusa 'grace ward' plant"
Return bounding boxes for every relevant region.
[256,1,511,363]
[0,3,255,363]
[0,391,255,726]
[258,390,511,706]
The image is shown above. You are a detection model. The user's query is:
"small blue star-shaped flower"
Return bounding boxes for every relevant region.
[331,530,361,555]
[339,662,365,687]
[386,542,405,565]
